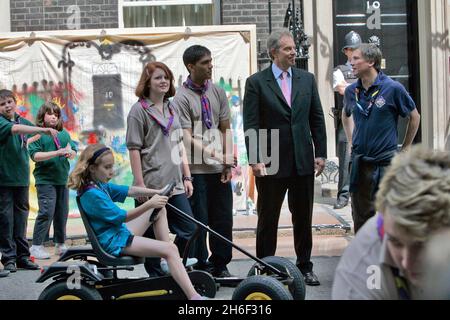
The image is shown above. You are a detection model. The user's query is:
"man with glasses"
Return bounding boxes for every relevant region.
[342,43,420,233]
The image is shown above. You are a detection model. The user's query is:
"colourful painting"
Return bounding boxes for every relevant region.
[0,30,255,219]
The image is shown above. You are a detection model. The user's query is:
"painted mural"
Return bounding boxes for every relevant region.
[0,31,255,219]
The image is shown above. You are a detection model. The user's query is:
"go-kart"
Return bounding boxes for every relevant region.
[37,182,305,300]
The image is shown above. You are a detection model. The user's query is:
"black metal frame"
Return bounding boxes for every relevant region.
[38,260,216,300]
[258,0,311,71]
[37,198,218,300]
[37,196,294,299]
[169,203,291,287]
[57,38,155,124]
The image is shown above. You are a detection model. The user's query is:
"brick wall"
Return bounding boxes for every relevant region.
[10,0,291,49]
[221,0,291,53]
[10,0,119,32]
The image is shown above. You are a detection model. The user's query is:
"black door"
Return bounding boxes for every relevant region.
[333,0,421,143]
[92,74,125,130]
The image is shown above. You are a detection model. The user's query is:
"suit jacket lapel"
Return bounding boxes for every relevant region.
[264,67,291,111]
[291,68,302,107]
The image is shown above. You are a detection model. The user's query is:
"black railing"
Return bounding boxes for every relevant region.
[257,0,311,71]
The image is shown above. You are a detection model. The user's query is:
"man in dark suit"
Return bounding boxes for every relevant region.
[243,29,327,286]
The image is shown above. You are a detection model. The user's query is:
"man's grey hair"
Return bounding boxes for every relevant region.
[358,43,382,72]
[267,29,294,60]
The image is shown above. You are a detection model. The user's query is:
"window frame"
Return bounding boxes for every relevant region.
[118,0,220,29]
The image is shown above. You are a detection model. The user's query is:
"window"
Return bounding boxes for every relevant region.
[119,0,219,28]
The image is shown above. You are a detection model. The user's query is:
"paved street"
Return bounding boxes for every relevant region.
[0,194,353,300]
[0,256,340,300]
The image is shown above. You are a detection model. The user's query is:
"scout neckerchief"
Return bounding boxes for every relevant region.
[78,181,96,196]
[139,99,174,137]
[355,86,380,117]
[78,181,111,201]
[377,213,412,300]
[183,76,213,129]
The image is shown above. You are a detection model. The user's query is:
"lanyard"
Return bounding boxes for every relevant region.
[53,135,61,150]
[139,99,174,137]
[44,124,64,155]
[54,135,68,159]
[50,132,62,152]
[355,87,380,117]
[376,213,412,300]
[2,114,27,148]
[15,119,27,148]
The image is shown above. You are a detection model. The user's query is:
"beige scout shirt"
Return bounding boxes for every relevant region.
[172,81,230,175]
[332,216,421,300]
[126,99,184,195]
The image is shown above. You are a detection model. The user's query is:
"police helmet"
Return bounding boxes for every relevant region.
[342,31,362,52]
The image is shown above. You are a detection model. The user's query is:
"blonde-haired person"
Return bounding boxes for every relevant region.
[68,144,204,300]
[29,102,77,260]
[332,145,450,299]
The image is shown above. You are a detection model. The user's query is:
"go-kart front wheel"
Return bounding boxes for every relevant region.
[232,275,293,300]
[38,280,102,300]
[248,256,306,300]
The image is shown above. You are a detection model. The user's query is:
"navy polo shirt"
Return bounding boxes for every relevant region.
[344,72,416,157]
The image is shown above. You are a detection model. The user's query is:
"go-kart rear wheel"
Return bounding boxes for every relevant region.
[38,280,102,300]
[189,270,217,298]
[248,256,306,300]
[232,275,293,300]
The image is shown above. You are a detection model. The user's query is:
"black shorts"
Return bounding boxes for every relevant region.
[126,234,134,247]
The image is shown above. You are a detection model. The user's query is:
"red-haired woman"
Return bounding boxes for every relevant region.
[126,62,196,276]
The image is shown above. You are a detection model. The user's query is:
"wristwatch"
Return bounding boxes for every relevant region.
[183,176,194,182]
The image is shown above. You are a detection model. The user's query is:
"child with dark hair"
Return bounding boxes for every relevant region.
[29,102,77,259]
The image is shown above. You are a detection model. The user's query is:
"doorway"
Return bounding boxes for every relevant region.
[333,0,421,144]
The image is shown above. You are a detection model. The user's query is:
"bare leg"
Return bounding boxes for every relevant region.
[123,209,199,299]
[125,208,158,236]
[152,208,170,242]
[121,236,199,299]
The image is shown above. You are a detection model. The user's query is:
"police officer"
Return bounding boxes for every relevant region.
[331,31,361,210]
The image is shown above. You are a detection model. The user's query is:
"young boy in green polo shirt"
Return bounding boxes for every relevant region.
[0,89,58,272]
